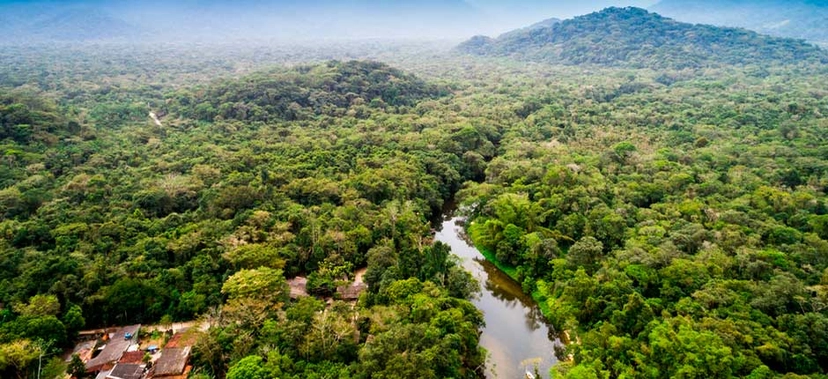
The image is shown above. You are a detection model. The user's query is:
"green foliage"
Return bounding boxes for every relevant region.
[61,305,85,334]
[0,91,70,144]
[566,237,604,272]
[458,7,827,69]
[220,268,289,328]
[40,356,67,379]
[458,57,828,378]
[223,243,285,270]
[0,339,39,379]
[169,60,448,123]
[103,278,167,324]
[227,356,268,379]
[12,294,60,317]
[67,354,85,379]
[2,30,828,379]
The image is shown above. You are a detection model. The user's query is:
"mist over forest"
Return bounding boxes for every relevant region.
[0,0,660,43]
[2,2,828,379]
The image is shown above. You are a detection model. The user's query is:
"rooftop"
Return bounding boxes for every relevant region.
[119,351,145,364]
[288,276,308,299]
[152,347,191,377]
[86,325,141,372]
[107,363,144,379]
[337,282,367,300]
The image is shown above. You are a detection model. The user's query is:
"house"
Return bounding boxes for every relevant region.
[86,325,141,373]
[119,351,146,365]
[66,340,95,363]
[336,282,367,300]
[106,363,145,379]
[95,369,112,379]
[287,276,308,299]
[151,347,191,378]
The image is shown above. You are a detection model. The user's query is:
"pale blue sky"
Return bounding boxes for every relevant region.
[468,0,661,32]
[0,0,668,41]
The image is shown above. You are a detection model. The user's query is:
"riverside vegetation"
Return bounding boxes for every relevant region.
[1,6,828,379]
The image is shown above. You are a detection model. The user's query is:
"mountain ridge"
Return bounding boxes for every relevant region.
[0,2,142,43]
[457,7,827,69]
[650,0,828,45]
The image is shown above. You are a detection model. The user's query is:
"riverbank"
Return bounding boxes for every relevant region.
[437,214,560,378]
[465,220,555,321]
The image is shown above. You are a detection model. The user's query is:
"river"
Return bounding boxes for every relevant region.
[434,210,561,379]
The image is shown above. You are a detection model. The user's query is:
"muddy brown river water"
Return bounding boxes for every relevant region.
[435,212,560,379]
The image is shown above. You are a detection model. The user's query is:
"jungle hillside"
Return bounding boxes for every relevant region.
[1,3,828,379]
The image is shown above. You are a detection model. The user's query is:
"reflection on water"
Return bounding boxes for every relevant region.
[435,214,560,379]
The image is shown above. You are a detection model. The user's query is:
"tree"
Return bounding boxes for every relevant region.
[0,340,38,379]
[2,315,67,347]
[647,318,741,378]
[365,242,397,291]
[612,141,637,163]
[300,308,357,362]
[221,268,289,327]
[62,305,85,340]
[103,278,166,323]
[40,356,68,379]
[159,314,174,332]
[67,354,86,379]
[567,236,604,271]
[227,356,268,379]
[13,295,60,317]
[192,330,225,377]
[358,324,437,379]
[446,266,479,300]
[223,244,285,270]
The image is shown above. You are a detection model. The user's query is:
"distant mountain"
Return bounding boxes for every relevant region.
[497,17,561,39]
[457,7,828,69]
[650,0,828,45]
[0,0,487,43]
[0,2,140,43]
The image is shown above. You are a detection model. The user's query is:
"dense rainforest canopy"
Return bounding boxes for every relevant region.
[1,5,828,379]
[460,63,828,378]
[0,54,494,378]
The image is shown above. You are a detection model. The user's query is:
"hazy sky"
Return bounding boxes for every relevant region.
[469,0,660,18]
[0,0,667,42]
[468,0,662,33]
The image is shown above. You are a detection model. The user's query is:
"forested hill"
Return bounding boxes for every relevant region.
[457,7,828,69]
[651,0,828,46]
[496,17,562,40]
[0,58,495,378]
[168,61,448,123]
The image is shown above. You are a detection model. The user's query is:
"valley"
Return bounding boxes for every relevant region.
[1,4,828,379]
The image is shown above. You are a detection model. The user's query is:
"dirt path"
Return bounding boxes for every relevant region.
[141,320,208,333]
[77,320,208,337]
[149,111,163,127]
[354,267,367,285]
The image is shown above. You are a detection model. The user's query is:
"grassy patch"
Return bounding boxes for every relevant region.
[476,244,519,280]
[532,290,552,317]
